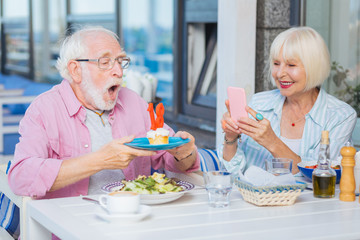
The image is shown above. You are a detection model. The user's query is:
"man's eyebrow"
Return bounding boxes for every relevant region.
[98,51,111,57]
[97,51,126,58]
[118,51,127,57]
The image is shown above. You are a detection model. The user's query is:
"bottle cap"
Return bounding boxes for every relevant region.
[321,130,329,139]
[321,130,329,144]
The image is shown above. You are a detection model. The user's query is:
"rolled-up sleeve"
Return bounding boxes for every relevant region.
[8,105,62,198]
[218,142,247,175]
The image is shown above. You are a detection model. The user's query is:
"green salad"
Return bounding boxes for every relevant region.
[118,172,183,194]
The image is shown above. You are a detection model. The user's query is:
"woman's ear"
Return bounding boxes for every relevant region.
[68,60,82,83]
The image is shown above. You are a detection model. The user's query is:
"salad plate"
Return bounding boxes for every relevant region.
[96,205,151,222]
[124,137,190,150]
[101,179,195,205]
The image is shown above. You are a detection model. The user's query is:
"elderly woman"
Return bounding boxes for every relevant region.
[220,26,357,175]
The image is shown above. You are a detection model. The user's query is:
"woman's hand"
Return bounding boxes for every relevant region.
[221,100,242,141]
[237,106,278,150]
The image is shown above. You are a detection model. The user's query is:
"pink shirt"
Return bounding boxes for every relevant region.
[8,80,200,199]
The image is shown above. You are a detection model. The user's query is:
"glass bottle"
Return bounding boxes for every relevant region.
[312,130,336,198]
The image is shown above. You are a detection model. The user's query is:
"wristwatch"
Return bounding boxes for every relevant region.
[224,134,241,145]
[174,150,194,162]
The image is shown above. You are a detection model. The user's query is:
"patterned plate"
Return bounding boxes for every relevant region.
[124,137,190,150]
[101,180,195,205]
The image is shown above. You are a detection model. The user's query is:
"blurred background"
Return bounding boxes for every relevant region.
[0,0,359,161]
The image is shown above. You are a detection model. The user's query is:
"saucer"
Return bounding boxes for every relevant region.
[96,205,151,223]
[124,137,190,150]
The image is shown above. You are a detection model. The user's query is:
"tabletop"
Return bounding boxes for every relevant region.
[27,186,360,240]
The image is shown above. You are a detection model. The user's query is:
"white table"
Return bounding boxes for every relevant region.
[27,187,360,240]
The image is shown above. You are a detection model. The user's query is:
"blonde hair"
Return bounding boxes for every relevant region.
[56,26,119,82]
[269,27,330,91]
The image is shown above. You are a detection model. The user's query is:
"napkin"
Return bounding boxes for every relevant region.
[238,166,297,187]
[355,151,360,194]
[355,151,360,166]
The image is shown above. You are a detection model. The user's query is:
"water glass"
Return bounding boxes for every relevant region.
[203,171,233,208]
[265,158,293,175]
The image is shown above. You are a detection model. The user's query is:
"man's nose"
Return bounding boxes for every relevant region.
[111,60,123,78]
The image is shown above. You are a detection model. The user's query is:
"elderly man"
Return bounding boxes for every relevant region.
[8,26,199,200]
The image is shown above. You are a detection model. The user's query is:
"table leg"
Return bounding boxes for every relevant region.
[27,216,52,240]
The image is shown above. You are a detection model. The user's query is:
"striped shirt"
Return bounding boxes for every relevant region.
[219,88,357,175]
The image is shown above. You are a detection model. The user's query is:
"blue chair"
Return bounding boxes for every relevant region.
[198,148,222,172]
[0,162,31,240]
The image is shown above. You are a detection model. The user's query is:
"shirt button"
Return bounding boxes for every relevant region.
[84,144,89,148]
[110,117,114,120]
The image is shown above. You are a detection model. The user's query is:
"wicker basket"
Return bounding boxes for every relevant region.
[235,178,307,206]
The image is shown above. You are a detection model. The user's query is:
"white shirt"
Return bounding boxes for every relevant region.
[85,109,125,194]
[280,136,301,155]
[219,88,357,175]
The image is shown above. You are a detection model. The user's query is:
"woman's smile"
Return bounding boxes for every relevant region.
[279,81,294,88]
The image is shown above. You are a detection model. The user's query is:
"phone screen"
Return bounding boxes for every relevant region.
[227,87,248,121]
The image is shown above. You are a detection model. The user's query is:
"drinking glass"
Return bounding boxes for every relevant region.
[203,171,233,208]
[265,158,293,175]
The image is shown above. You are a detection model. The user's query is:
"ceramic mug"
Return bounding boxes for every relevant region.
[99,192,140,214]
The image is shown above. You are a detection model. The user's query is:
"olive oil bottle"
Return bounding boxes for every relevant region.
[312,131,336,198]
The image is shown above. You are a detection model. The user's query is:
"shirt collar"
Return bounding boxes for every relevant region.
[256,88,327,127]
[58,80,83,117]
[307,87,327,127]
[257,89,285,117]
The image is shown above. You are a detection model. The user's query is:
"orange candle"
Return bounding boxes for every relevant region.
[155,103,164,128]
[147,103,156,130]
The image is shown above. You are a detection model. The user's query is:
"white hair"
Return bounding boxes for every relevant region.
[56,26,119,82]
[269,27,331,91]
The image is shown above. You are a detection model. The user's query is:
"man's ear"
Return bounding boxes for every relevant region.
[68,60,82,83]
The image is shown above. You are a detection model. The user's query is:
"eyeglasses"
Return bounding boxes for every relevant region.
[75,57,131,70]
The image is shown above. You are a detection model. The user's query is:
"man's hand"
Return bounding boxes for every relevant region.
[99,135,156,169]
[50,135,155,192]
[167,131,195,158]
[167,131,197,171]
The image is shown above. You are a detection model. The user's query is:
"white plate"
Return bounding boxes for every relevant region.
[140,192,185,205]
[101,179,194,205]
[96,205,151,223]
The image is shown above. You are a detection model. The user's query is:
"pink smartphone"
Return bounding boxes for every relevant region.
[227,87,248,121]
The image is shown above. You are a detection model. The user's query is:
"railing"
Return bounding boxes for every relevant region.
[0,94,36,164]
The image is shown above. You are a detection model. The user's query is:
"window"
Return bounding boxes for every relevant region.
[32,0,66,83]
[1,0,33,78]
[66,0,117,34]
[306,0,360,147]
[121,0,174,108]
[174,0,217,129]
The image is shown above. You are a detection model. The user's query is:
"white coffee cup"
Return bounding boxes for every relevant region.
[99,192,140,214]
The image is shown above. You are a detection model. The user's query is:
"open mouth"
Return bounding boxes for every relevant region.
[108,84,120,97]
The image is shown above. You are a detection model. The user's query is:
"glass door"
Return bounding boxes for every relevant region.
[175,0,218,130]
[1,0,33,79]
[306,0,360,148]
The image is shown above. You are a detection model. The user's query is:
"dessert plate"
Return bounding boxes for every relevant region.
[101,180,195,205]
[124,137,190,150]
[96,205,151,222]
